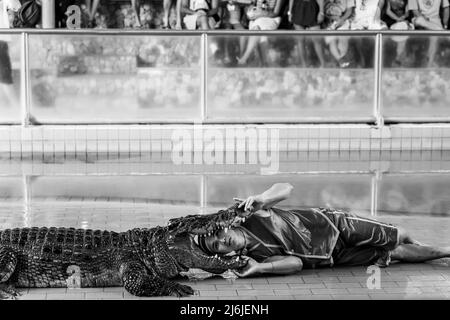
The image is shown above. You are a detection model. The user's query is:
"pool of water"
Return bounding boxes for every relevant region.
[1,150,450,247]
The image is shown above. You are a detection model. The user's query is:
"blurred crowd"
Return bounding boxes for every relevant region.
[0,1,449,70]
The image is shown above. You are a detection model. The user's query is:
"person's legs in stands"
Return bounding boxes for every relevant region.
[309,25,325,68]
[427,37,439,67]
[326,37,340,62]
[238,28,260,65]
[131,0,142,27]
[413,16,443,67]
[0,41,18,108]
[196,14,210,30]
[163,0,173,28]
[293,24,307,67]
[238,17,280,65]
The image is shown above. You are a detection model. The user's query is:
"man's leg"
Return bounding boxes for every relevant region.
[391,244,450,263]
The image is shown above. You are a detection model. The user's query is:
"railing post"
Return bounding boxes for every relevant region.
[20,32,30,127]
[200,174,207,214]
[374,33,384,128]
[201,33,207,123]
[22,175,32,227]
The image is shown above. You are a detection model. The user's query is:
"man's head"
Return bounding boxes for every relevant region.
[168,232,248,275]
[198,227,246,255]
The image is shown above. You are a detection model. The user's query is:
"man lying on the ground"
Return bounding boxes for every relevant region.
[197,183,450,277]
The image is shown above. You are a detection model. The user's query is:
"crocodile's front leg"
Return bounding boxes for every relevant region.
[119,260,194,297]
[0,247,21,299]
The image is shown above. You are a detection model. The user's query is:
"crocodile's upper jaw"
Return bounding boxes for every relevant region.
[167,203,252,238]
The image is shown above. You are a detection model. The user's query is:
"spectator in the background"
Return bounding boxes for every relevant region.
[409,0,449,67]
[0,0,20,108]
[323,0,355,67]
[180,0,220,30]
[220,1,247,65]
[238,0,285,65]
[351,0,387,30]
[384,0,413,67]
[288,0,326,67]
[350,0,387,67]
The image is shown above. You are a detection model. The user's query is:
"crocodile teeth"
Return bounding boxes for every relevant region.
[214,254,218,258]
[224,227,228,233]
[235,257,239,261]
[242,218,246,223]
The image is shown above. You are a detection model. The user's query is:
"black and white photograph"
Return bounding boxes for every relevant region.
[1,0,450,309]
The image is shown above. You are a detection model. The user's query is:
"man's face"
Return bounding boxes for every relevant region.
[204,228,246,254]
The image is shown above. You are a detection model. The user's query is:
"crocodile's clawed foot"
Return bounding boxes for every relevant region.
[170,283,195,297]
[0,284,21,300]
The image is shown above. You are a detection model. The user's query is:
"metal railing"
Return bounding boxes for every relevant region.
[1,29,450,126]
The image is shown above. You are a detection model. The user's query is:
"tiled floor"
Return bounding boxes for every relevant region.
[17,262,450,300]
[1,200,449,300]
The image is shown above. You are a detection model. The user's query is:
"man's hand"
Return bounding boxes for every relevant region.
[234,195,264,212]
[232,257,260,277]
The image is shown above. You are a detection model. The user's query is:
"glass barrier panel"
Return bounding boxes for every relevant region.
[0,34,22,123]
[28,34,202,123]
[381,35,450,120]
[28,175,201,229]
[206,34,376,122]
[0,177,24,229]
[377,173,450,247]
[377,174,450,217]
[206,174,373,214]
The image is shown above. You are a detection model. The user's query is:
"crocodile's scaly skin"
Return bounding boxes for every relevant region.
[0,204,250,298]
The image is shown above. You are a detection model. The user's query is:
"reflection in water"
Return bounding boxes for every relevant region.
[0,35,21,123]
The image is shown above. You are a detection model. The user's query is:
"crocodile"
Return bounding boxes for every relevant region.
[0,203,251,299]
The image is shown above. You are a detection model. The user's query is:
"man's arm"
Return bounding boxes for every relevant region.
[235,183,294,212]
[233,255,303,277]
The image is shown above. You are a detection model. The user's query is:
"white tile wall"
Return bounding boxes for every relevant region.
[0,124,449,159]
